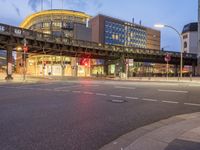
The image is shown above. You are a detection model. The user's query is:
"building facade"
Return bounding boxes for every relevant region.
[18,10,164,77]
[18,9,95,77]
[0,50,6,72]
[182,22,198,54]
[89,14,160,50]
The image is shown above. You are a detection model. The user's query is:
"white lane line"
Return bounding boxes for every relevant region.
[83,92,94,95]
[84,85,100,87]
[72,91,81,93]
[142,98,158,102]
[162,100,179,104]
[110,95,122,98]
[125,96,139,100]
[58,90,70,92]
[111,99,126,103]
[115,86,136,90]
[42,89,53,91]
[189,84,200,87]
[184,103,200,107]
[96,93,107,96]
[54,85,80,90]
[158,89,188,94]
[18,83,54,88]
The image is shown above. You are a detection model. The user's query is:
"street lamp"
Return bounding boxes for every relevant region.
[154,24,183,78]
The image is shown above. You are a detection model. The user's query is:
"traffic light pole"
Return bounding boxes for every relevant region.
[23,49,26,81]
[23,39,27,81]
[167,61,169,80]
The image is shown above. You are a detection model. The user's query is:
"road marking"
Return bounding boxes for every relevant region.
[142,98,158,102]
[115,86,136,90]
[96,93,107,96]
[42,89,53,91]
[84,85,100,87]
[162,100,179,104]
[189,84,200,87]
[58,90,70,92]
[110,95,122,98]
[83,92,94,95]
[158,89,188,94]
[54,85,80,90]
[184,103,200,107]
[18,83,54,88]
[125,96,139,100]
[72,91,81,93]
[111,99,126,103]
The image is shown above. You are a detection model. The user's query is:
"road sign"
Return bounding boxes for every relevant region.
[23,46,28,52]
[165,53,171,62]
[128,59,134,66]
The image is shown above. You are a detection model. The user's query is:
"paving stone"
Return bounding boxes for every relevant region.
[179,127,200,143]
[165,139,200,150]
[125,137,167,150]
[145,119,200,143]
[100,138,131,150]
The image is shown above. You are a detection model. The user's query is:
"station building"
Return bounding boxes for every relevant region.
[0,50,7,72]
[89,15,167,77]
[18,10,164,77]
[18,9,96,77]
[89,14,160,50]
[182,22,198,54]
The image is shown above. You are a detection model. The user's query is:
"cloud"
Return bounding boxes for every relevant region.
[63,0,103,11]
[28,0,41,12]
[28,0,51,12]
[27,0,102,13]
[12,3,21,16]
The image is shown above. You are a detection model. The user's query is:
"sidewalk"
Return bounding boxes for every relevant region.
[1,73,200,84]
[112,77,200,84]
[100,112,200,150]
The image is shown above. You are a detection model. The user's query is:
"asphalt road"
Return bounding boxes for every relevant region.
[0,80,200,150]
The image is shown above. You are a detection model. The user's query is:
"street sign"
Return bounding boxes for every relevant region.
[165,53,171,62]
[23,46,28,52]
[128,59,134,67]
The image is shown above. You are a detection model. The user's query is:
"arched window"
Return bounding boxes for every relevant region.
[184,42,187,48]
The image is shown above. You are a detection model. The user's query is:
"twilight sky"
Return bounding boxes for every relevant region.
[0,0,198,51]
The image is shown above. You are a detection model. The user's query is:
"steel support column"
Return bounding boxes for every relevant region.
[120,55,126,73]
[192,62,196,76]
[175,65,178,77]
[103,59,109,76]
[5,46,13,80]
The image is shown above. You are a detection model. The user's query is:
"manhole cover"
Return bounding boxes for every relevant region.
[110,99,127,103]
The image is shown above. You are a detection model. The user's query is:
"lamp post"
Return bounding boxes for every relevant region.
[154,24,183,78]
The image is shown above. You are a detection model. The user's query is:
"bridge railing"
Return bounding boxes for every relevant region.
[0,23,198,60]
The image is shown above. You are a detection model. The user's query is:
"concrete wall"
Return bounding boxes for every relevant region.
[182,32,198,54]
[146,28,161,50]
[89,15,105,44]
[73,23,92,41]
[189,32,198,54]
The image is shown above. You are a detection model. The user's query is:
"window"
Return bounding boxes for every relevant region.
[184,42,187,48]
[183,34,188,39]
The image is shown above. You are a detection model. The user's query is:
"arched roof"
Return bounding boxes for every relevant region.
[20,9,91,28]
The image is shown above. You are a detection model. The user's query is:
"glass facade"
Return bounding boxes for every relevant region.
[104,20,146,48]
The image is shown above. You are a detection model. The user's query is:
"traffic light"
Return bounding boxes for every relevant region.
[79,58,90,67]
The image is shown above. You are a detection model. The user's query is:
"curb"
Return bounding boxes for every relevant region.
[99,112,200,150]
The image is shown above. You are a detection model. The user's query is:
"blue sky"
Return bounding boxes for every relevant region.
[0,0,198,51]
